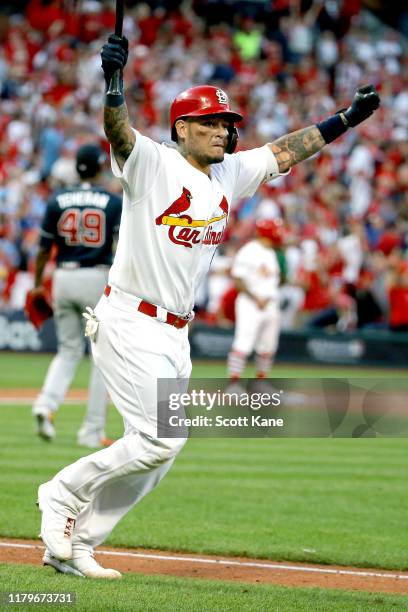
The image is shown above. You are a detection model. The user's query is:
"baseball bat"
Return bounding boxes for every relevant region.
[107,0,125,96]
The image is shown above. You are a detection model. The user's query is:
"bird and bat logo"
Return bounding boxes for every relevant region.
[155,187,229,249]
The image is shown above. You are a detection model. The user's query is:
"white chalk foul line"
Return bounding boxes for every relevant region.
[0,542,407,581]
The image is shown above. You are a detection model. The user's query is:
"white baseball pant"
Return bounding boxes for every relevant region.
[44,287,191,555]
[232,293,281,355]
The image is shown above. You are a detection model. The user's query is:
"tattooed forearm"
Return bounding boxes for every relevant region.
[269,126,326,173]
[103,103,135,170]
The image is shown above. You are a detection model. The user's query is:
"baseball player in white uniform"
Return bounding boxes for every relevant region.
[227,219,283,381]
[36,34,380,578]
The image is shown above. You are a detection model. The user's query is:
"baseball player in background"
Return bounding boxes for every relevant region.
[36,34,380,579]
[227,219,284,381]
[30,143,122,448]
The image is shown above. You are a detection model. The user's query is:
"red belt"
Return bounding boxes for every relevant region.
[104,285,190,329]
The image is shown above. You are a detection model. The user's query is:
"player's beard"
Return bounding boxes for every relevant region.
[194,148,225,166]
[204,154,224,165]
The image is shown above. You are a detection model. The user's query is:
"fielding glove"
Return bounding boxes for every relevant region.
[101,35,129,87]
[343,85,380,127]
[25,287,53,330]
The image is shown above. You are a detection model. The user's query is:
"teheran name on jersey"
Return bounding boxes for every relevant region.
[155,187,229,249]
[57,192,110,209]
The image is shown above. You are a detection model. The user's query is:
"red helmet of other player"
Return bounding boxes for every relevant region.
[256,218,285,246]
[170,85,243,146]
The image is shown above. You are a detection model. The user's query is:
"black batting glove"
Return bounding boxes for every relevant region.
[101,35,129,87]
[343,85,380,127]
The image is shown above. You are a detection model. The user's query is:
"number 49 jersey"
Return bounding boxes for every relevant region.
[39,184,122,267]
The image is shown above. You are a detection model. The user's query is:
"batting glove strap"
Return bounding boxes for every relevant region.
[316,113,348,144]
[105,72,125,107]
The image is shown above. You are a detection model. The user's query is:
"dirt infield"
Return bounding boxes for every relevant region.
[1,539,408,594]
[2,387,407,420]
[0,389,88,404]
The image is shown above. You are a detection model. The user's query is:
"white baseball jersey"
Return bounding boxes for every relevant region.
[232,239,280,300]
[43,128,282,563]
[109,130,281,314]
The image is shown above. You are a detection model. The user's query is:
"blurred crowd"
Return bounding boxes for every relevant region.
[0,0,407,332]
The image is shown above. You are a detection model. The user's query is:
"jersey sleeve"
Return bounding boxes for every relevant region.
[110,129,162,205]
[230,145,283,202]
[38,199,58,249]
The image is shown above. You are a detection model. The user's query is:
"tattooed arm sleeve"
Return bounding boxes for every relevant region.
[268,126,326,174]
[103,102,136,171]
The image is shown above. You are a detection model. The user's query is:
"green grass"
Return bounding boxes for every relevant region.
[1,400,408,570]
[0,352,406,389]
[1,354,407,610]
[1,564,407,611]
[0,353,93,389]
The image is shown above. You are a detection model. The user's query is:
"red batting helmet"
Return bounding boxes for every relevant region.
[256,218,285,245]
[170,86,243,143]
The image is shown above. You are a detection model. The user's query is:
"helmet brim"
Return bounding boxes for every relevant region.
[180,108,243,122]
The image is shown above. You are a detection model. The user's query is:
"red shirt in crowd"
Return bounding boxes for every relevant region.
[376,230,402,255]
[220,286,238,323]
[389,287,408,327]
[298,269,331,311]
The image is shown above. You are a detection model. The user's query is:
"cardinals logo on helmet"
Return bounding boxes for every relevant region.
[215,89,229,105]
